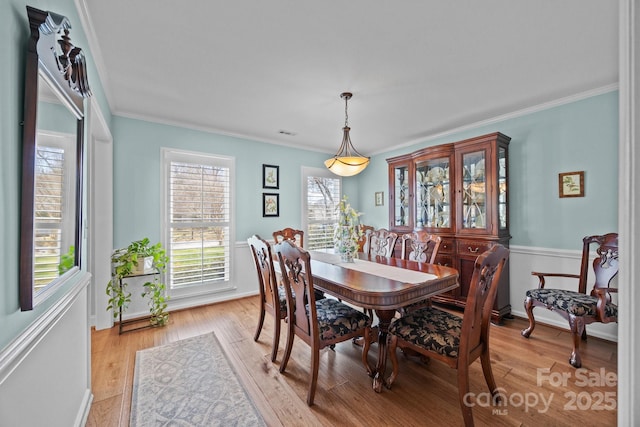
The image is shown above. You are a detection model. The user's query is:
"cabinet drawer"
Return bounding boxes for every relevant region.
[434,254,454,268]
[457,240,493,256]
[439,238,454,254]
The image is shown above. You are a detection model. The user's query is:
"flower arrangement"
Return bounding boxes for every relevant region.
[334,195,363,262]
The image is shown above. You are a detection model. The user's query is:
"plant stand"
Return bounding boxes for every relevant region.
[117,270,158,334]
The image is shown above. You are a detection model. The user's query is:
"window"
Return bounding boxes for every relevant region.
[162,149,234,298]
[33,131,77,291]
[302,167,341,250]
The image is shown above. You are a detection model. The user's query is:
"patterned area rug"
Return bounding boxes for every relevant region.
[130,332,265,426]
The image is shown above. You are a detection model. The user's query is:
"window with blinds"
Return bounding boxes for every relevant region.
[303,167,341,250]
[33,132,77,291]
[164,150,233,295]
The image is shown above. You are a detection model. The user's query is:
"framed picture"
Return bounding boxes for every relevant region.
[262,164,279,189]
[375,191,384,206]
[262,193,279,217]
[559,171,584,198]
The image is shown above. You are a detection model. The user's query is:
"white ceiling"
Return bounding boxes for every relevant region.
[80,1,618,155]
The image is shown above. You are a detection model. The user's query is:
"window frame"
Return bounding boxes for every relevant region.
[161,148,235,299]
[301,166,342,250]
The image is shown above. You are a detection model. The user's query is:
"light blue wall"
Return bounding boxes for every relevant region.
[353,91,619,250]
[112,116,339,248]
[0,0,112,350]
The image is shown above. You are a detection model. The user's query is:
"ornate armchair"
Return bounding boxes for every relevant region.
[273,228,304,247]
[388,245,509,427]
[247,235,291,362]
[363,228,398,257]
[274,240,373,406]
[521,233,618,368]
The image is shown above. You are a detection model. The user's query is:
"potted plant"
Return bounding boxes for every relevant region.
[334,195,363,262]
[106,237,171,327]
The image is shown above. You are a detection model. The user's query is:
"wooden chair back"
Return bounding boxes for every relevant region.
[247,234,286,362]
[460,244,510,359]
[582,233,619,298]
[273,227,304,247]
[400,231,442,264]
[364,228,398,257]
[357,224,374,252]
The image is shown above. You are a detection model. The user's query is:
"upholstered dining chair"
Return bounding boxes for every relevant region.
[398,231,442,314]
[273,227,304,248]
[247,235,291,363]
[521,233,618,368]
[364,228,398,257]
[387,244,509,427]
[274,240,373,406]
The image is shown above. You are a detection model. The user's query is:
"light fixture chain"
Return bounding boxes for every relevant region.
[344,95,349,127]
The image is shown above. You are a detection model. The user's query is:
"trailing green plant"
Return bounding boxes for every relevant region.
[106,238,170,327]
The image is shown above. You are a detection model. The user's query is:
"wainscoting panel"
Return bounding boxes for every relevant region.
[0,272,92,427]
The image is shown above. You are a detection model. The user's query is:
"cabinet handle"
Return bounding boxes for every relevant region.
[468,246,480,253]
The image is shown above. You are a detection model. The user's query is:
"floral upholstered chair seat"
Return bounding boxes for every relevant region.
[389,307,462,358]
[310,298,372,339]
[525,288,617,318]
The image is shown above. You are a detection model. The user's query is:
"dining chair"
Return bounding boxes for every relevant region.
[247,235,291,363]
[521,233,618,368]
[274,240,373,406]
[273,227,304,247]
[387,244,509,427]
[398,231,442,314]
[364,228,398,257]
[357,224,374,252]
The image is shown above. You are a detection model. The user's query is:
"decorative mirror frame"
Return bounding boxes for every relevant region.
[20,6,91,310]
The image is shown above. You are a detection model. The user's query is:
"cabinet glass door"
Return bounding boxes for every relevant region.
[393,165,410,227]
[498,146,507,229]
[415,157,450,228]
[461,149,487,230]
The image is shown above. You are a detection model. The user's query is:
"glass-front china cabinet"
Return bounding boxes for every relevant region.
[387,132,511,322]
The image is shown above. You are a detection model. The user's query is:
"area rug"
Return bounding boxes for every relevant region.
[130,332,266,426]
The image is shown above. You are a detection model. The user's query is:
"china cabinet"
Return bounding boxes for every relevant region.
[387,132,511,322]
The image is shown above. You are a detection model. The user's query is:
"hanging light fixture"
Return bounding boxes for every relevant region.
[324,92,370,177]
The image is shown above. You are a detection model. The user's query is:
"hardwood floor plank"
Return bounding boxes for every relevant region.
[88,296,617,426]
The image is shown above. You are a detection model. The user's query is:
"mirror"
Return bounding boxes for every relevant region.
[20,6,91,310]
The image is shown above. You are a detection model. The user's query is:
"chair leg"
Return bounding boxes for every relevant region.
[568,316,584,368]
[521,296,536,338]
[270,316,281,362]
[457,365,475,427]
[387,335,399,388]
[360,328,374,376]
[307,346,320,406]
[279,318,295,373]
[480,348,498,396]
[254,304,266,341]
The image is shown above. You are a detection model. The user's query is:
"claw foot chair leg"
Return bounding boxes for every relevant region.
[521,296,536,338]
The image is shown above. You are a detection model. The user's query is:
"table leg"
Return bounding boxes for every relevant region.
[372,309,396,392]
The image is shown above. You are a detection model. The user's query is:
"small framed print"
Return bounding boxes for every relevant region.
[559,171,584,198]
[375,191,384,206]
[262,164,279,189]
[263,193,279,217]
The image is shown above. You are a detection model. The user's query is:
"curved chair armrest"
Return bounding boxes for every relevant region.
[594,287,618,322]
[530,272,581,289]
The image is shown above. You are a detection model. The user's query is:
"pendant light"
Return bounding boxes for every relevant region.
[324,92,370,176]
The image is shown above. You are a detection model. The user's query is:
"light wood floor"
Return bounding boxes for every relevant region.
[87,296,617,427]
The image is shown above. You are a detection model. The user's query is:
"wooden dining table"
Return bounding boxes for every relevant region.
[305,250,459,392]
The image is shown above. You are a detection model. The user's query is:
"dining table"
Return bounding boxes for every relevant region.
[304,250,459,392]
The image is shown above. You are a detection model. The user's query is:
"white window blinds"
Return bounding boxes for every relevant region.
[165,151,233,292]
[304,168,341,250]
